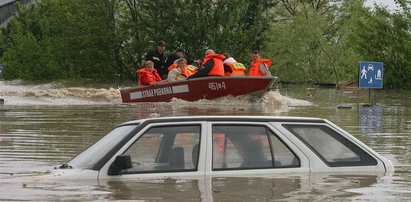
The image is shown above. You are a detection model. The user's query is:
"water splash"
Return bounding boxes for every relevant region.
[0,80,121,105]
[262,90,312,107]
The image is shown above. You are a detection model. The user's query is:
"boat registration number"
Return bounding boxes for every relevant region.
[208,82,226,91]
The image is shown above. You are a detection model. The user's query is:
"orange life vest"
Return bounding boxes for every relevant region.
[136,68,162,85]
[202,54,225,76]
[168,64,198,80]
[224,62,246,76]
[168,63,178,71]
[248,59,272,76]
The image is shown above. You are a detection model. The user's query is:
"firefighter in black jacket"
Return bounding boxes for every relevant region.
[145,41,167,79]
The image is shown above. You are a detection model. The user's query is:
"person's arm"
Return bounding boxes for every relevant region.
[145,51,153,61]
[167,68,179,81]
[158,54,167,72]
[224,64,232,73]
[188,60,214,79]
[259,63,272,76]
[163,54,177,71]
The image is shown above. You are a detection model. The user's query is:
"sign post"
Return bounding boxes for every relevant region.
[0,64,4,79]
[358,61,383,104]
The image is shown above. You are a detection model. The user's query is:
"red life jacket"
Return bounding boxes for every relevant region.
[202,54,225,76]
[248,59,272,76]
[136,68,162,85]
[224,62,246,76]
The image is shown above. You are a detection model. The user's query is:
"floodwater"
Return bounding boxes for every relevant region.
[0,80,410,201]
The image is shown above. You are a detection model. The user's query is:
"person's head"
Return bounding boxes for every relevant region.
[156,41,166,54]
[144,61,155,72]
[251,51,260,62]
[176,58,187,68]
[176,48,186,58]
[205,49,215,56]
[192,59,202,67]
[223,53,236,63]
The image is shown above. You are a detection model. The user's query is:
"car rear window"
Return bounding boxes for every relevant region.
[283,124,377,167]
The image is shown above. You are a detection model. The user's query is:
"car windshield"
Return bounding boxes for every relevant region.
[68,125,137,169]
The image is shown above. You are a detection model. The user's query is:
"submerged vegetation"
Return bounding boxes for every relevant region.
[0,0,410,89]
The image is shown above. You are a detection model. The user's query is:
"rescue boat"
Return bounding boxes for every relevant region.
[120,76,277,103]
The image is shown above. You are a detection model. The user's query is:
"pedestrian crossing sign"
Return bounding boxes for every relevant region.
[358,61,383,88]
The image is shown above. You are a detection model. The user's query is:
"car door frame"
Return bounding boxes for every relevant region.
[205,121,310,177]
[98,121,208,179]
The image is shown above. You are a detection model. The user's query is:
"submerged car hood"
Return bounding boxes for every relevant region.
[37,166,99,180]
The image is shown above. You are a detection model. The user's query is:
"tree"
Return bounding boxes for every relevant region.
[120,0,276,65]
[264,0,357,84]
[1,0,408,89]
[0,0,121,80]
[346,1,411,89]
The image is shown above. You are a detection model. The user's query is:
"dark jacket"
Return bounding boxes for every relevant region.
[145,50,167,77]
[188,54,225,79]
[188,60,215,79]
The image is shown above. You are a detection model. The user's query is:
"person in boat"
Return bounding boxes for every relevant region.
[187,49,225,79]
[167,58,198,81]
[136,61,164,86]
[223,53,246,76]
[248,51,272,77]
[164,48,193,70]
[191,59,202,67]
[145,41,167,79]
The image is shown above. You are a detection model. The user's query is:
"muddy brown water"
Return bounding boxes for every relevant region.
[0,81,410,201]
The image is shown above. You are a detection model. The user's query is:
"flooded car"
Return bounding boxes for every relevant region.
[52,116,394,180]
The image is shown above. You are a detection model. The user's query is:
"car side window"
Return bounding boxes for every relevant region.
[268,129,300,168]
[122,125,200,173]
[284,124,377,167]
[212,125,299,170]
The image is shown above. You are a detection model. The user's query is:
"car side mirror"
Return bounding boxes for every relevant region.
[108,155,132,175]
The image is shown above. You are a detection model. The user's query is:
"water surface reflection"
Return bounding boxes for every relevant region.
[1,173,389,201]
[0,84,410,201]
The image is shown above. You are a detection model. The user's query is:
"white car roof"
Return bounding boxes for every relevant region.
[118,116,326,126]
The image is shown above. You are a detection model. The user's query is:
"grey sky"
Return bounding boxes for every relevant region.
[365,0,400,10]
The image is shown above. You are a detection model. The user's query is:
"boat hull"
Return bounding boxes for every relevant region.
[120,76,276,103]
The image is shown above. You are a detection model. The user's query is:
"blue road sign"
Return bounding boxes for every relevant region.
[359,61,383,88]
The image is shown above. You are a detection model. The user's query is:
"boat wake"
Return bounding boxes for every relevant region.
[0,80,122,105]
[0,80,311,107]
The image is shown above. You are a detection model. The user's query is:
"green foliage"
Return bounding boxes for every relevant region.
[119,0,276,69]
[0,0,120,81]
[0,0,409,88]
[346,2,411,89]
[265,0,359,84]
